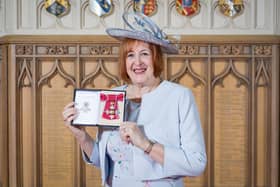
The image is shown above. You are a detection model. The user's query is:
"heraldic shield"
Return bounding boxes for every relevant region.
[217,0,244,18]
[89,0,113,17]
[176,0,200,17]
[44,0,70,17]
[133,0,157,17]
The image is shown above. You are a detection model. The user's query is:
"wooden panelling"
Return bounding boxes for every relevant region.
[0,36,279,187]
[0,45,9,187]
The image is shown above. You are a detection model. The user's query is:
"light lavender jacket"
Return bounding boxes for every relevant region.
[83,80,207,186]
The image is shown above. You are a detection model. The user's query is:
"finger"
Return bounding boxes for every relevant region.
[119,122,126,130]
[119,125,125,131]
[124,135,130,144]
[63,101,75,110]
[63,108,77,119]
[67,114,77,123]
[119,126,127,136]
[64,113,78,125]
[120,132,126,141]
[63,107,76,115]
[119,129,131,144]
[120,130,128,142]
[119,125,130,135]
[119,127,126,134]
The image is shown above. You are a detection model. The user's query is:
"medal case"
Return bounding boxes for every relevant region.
[72,89,126,126]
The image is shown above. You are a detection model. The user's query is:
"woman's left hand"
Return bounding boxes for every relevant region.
[119,122,150,151]
[120,121,164,164]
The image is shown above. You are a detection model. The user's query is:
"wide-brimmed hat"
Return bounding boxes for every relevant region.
[106,12,178,54]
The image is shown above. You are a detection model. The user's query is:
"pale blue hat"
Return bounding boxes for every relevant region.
[106,12,178,54]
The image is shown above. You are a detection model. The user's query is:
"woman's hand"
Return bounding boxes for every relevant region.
[62,102,94,157]
[119,122,150,151]
[62,102,86,142]
[120,122,164,164]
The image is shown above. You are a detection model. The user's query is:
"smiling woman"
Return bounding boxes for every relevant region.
[0,0,279,186]
[0,26,279,187]
[62,12,207,187]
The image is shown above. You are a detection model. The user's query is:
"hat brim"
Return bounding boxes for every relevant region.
[106,28,178,54]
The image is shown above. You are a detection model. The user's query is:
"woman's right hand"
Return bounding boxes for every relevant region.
[62,101,94,157]
[62,102,86,142]
[62,102,77,125]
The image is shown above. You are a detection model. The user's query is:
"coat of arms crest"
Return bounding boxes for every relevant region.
[176,0,200,17]
[216,0,244,18]
[44,0,70,17]
[133,0,157,17]
[89,0,113,17]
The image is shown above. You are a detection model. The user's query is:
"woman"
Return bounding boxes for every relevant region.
[62,12,206,187]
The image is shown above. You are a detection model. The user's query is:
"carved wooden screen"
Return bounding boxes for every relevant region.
[0,36,279,187]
